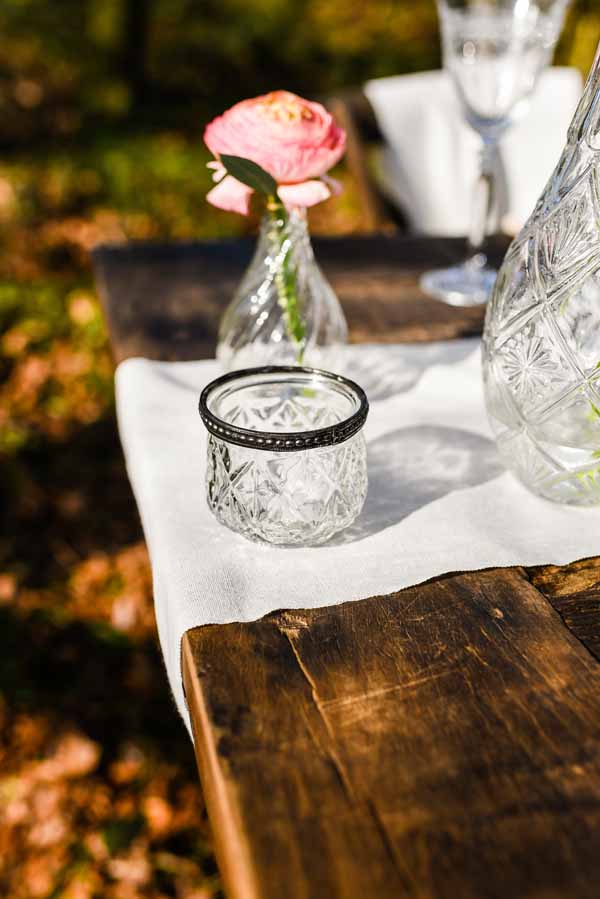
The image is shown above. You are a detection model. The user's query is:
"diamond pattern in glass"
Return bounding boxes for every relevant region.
[207,432,367,545]
[203,370,368,544]
[483,52,600,505]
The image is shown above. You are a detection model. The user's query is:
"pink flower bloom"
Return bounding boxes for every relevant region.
[207,171,253,216]
[204,90,346,214]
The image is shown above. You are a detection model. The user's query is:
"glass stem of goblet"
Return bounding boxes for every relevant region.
[466,139,498,270]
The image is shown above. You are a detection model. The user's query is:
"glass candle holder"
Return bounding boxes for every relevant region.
[199,366,369,545]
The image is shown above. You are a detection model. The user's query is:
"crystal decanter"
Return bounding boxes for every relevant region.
[216,207,347,371]
[483,43,600,505]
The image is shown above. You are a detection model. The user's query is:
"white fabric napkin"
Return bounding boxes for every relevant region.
[116,342,600,732]
[364,68,582,236]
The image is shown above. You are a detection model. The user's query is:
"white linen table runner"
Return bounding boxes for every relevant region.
[364,68,582,235]
[115,341,600,732]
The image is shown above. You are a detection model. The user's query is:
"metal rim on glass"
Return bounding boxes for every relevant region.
[199,365,369,453]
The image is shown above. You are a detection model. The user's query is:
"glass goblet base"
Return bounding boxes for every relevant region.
[420,254,497,307]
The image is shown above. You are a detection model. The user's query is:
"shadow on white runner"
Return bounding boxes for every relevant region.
[115,341,600,732]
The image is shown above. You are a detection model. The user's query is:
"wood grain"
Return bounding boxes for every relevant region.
[183,563,600,899]
[528,557,600,661]
[93,234,510,364]
[95,235,600,899]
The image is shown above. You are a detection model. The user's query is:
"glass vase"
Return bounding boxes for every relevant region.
[482,41,600,506]
[216,207,348,371]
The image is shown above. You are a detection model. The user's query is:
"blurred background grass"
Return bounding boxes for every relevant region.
[0,2,599,897]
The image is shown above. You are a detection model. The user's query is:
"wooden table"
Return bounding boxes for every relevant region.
[94,235,600,899]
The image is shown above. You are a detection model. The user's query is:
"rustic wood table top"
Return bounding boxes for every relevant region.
[94,234,600,899]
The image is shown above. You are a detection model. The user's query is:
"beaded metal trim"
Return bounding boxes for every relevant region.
[199,365,369,453]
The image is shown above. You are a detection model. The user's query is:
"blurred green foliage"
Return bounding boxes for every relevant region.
[0,0,597,147]
[0,0,438,144]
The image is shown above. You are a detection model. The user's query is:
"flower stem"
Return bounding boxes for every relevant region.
[267,198,306,364]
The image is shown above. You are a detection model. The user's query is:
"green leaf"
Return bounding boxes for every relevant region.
[220,154,278,197]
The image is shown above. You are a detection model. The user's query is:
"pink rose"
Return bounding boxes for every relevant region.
[204,90,346,215]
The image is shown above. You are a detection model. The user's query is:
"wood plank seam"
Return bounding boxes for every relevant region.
[524,563,600,663]
[279,622,357,802]
[280,622,415,890]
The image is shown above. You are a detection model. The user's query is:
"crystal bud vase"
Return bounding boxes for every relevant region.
[216,207,348,371]
[482,43,600,506]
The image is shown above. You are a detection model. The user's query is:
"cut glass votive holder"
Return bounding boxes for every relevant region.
[199,366,369,546]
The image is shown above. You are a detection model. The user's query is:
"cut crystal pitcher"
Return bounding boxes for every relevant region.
[482,42,600,505]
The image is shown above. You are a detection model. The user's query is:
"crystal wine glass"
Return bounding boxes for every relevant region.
[420,0,570,307]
